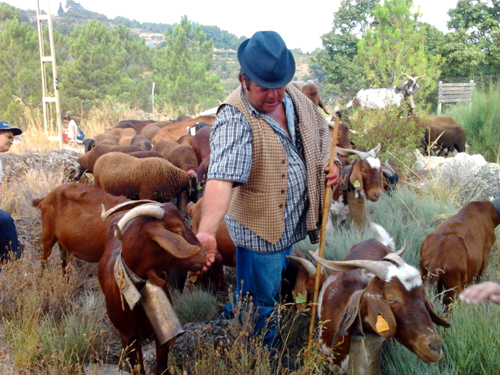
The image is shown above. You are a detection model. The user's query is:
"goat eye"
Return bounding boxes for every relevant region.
[387,298,397,304]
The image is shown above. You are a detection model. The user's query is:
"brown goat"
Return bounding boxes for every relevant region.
[409,115,466,156]
[152,116,216,143]
[98,203,206,375]
[32,183,155,268]
[330,144,384,228]
[420,199,500,306]
[291,223,449,373]
[291,80,329,114]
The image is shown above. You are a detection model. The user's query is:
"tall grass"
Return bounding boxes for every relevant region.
[443,85,500,163]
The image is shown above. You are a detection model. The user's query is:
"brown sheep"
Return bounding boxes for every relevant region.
[65,144,143,180]
[153,141,198,173]
[32,182,155,268]
[420,199,500,306]
[98,203,206,375]
[95,127,137,146]
[141,123,162,140]
[116,119,156,134]
[130,134,153,150]
[93,152,192,203]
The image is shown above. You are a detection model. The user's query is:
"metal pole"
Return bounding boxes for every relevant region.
[151,82,156,121]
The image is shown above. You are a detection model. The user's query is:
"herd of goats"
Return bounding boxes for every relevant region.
[28,78,494,374]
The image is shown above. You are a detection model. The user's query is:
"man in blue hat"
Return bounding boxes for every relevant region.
[0,121,23,264]
[195,31,340,362]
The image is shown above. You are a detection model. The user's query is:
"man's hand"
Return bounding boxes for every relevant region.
[459,281,500,305]
[196,232,217,272]
[324,163,340,187]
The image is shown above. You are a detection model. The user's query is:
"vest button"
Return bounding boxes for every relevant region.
[281,160,286,164]
[281,174,286,178]
[281,190,285,194]
[279,204,283,208]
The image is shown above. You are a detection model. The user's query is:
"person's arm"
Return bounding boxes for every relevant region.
[196,179,233,271]
[459,281,500,305]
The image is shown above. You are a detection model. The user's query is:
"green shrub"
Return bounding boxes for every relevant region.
[443,85,500,163]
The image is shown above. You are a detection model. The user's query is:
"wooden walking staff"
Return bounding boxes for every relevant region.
[307,114,340,347]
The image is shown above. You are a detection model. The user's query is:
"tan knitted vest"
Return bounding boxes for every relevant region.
[220,84,331,244]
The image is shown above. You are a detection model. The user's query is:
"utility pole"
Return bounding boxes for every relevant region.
[36,0,62,148]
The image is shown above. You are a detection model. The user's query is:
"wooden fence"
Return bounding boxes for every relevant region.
[437,80,475,115]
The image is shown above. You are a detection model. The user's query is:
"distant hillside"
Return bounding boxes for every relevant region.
[13,1,314,94]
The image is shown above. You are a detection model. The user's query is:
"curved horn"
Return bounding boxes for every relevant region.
[337,146,371,160]
[114,204,165,240]
[309,251,391,280]
[286,255,317,276]
[383,251,407,267]
[367,143,381,158]
[101,200,160,221]
[64,162,83,180]
[383,160,396,175]
[395,239,407,256]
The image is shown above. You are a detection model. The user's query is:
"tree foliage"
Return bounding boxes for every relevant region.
[442,0,500,78]
[151,16,225,116]
[58,21,152,112]
[312,0,378,99]
[0,16,41,123]
[356,0,444,108]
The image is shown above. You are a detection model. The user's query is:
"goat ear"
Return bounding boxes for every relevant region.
[363,280,397,339]
[338,289,364,335]
[148,225,202,259]
[424,293,451,328]
[349,162,364,191]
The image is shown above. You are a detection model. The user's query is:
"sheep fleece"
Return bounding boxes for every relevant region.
[93,152,191,202]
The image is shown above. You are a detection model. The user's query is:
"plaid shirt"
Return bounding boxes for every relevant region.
[208,92,308,252]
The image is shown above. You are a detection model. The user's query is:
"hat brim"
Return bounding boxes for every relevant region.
[10,127,23,136]
[238,39,295,89]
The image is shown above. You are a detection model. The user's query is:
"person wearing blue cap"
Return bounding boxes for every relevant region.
[195,31,340,365]
[0,121,23,264]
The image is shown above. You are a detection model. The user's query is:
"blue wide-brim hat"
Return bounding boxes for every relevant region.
[238,31,296,89]
[0,121,22,136]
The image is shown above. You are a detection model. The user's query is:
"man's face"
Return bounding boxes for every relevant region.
[242,77,286,114]
[0,131,15,153]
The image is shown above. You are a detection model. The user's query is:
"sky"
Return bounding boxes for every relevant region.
[6,0,459,53]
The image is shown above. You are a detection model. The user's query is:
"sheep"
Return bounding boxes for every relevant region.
[32,182,156,268]
[65,144,143,180]
[153,141,199,173]
[420,198,500,306]
[130,134,153,151]
[98,203,207,375]
[93,152,192,204]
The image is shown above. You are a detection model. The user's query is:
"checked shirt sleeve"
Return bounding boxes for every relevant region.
[207,105,252,184]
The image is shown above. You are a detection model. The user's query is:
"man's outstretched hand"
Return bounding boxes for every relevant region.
[196,232,217,272]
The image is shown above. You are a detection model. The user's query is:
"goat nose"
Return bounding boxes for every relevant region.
[428,342,442,354]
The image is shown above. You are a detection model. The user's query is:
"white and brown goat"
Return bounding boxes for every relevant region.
[329,144,384,228]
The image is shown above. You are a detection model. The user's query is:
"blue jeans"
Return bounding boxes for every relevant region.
[222,245,293,349]
[0,210,20,262]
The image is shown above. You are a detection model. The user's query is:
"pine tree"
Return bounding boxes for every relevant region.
[152,16,225,115]
[57,2,64,16]
[356,0,443,107]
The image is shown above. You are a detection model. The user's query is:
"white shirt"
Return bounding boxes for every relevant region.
[67,120,78,140]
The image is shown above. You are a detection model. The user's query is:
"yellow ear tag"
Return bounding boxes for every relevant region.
[188,275,198,284]
[353,180,361,188]
[376,315,390,333]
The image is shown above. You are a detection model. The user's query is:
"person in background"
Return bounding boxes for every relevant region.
[195,30,340,367]
[63,115,79,143]
[0,121,22,263]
